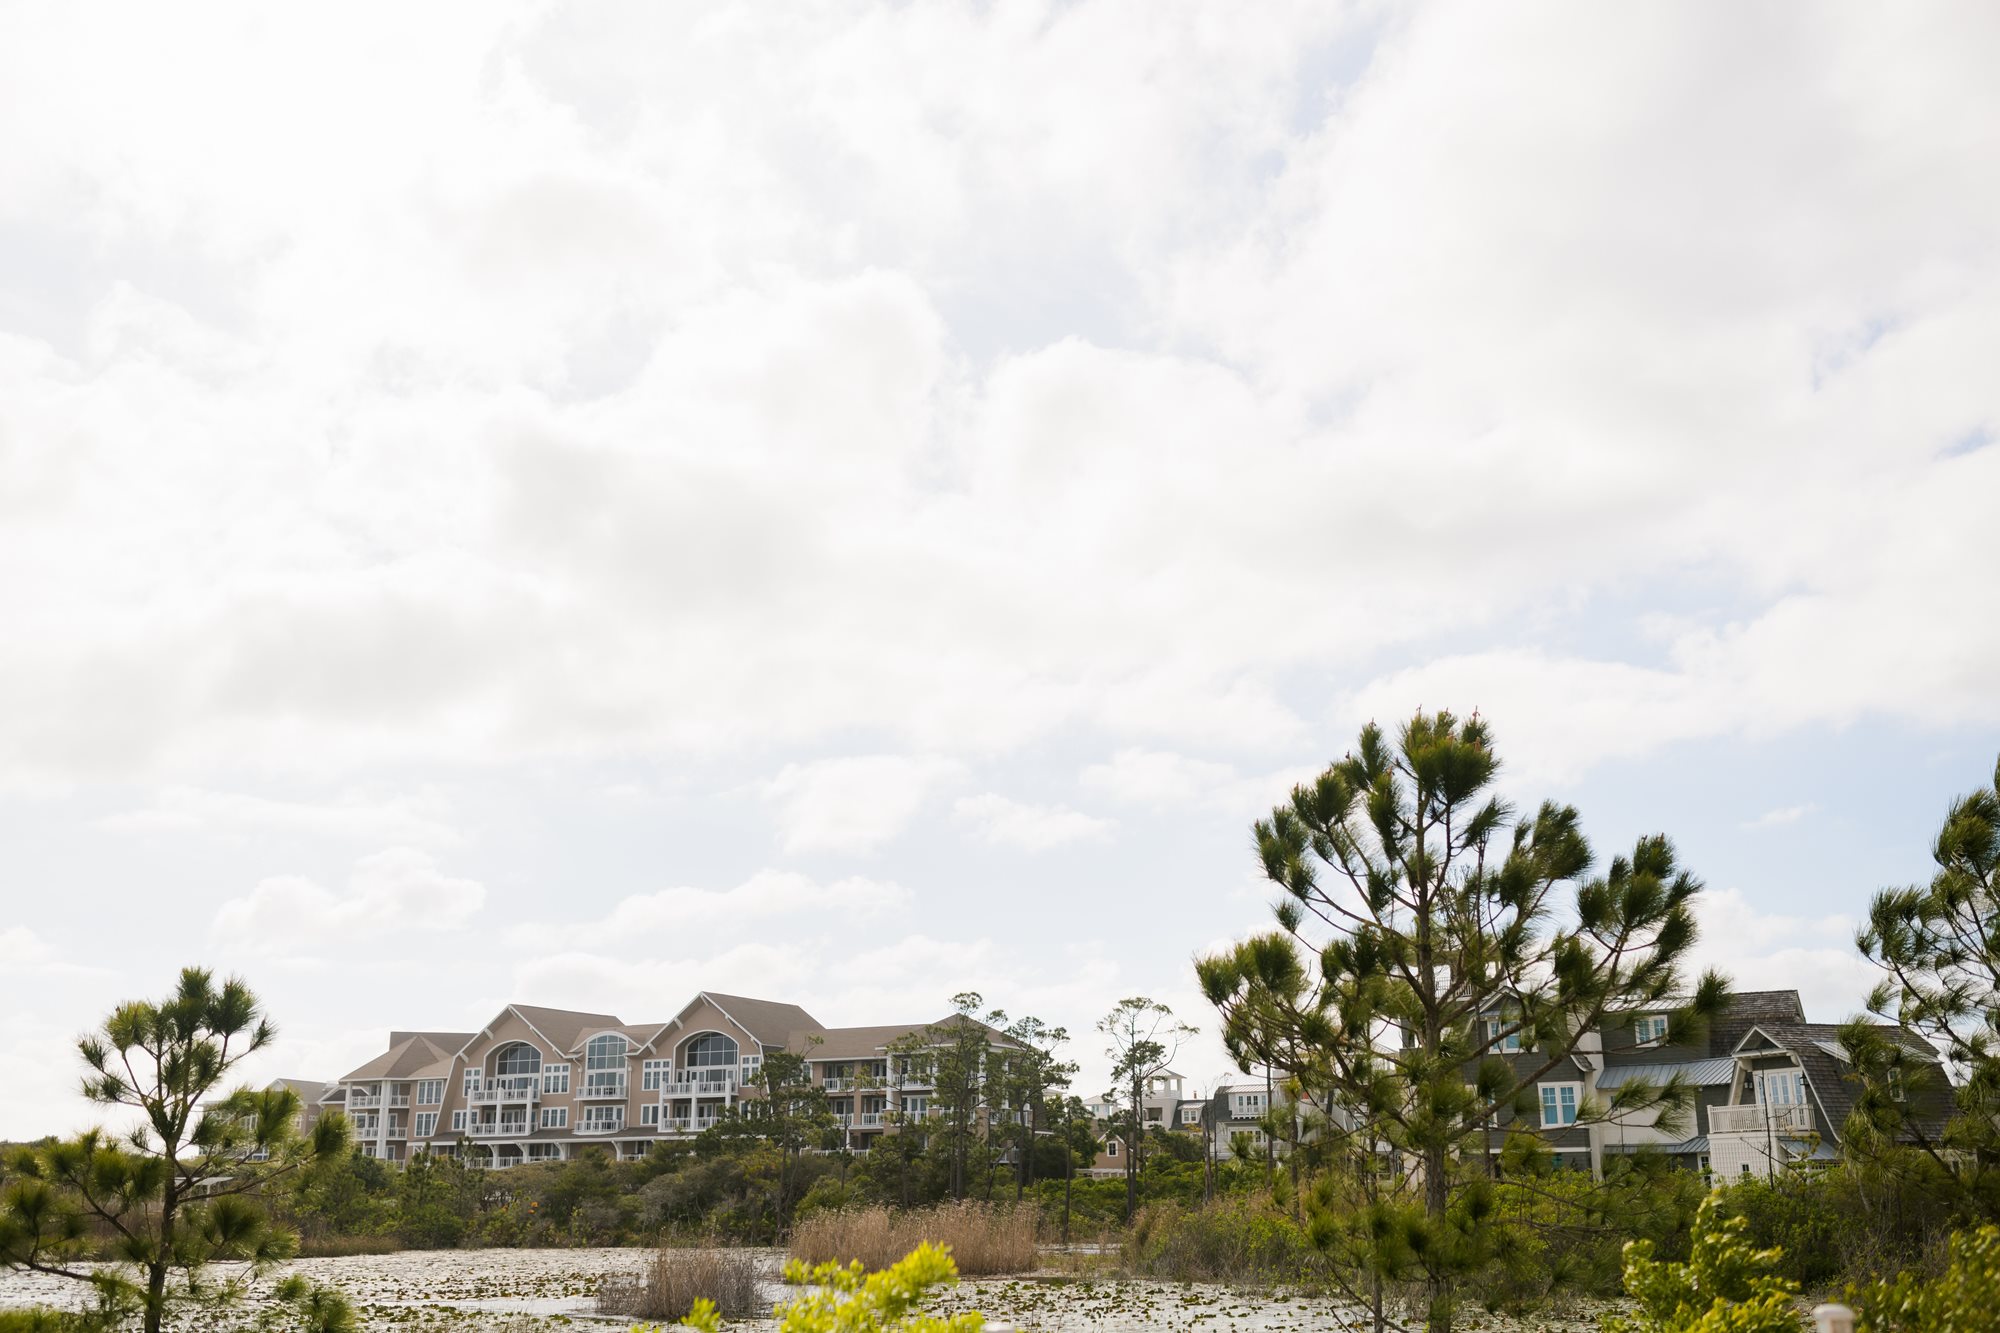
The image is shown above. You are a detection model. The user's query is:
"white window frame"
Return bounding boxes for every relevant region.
[641,1059,671,1091]
[542,1063,571,1095]
[414,1112,438,1138]
[540,1106,568,1129]
[1539,1083,1580,1128]
[1755,1069,1806,1107]
[451,1110,468,1132]
[1486,1018,1523,1053]
[416,1080,444,1106]
[1634,1015,1670,1046]
[582,1104,625,1132]
[462,1068,480,1095]
[640,1102,662,1126]
[1105,1139,1118,1158]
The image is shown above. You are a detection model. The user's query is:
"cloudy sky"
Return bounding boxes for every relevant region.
[3,2,1998,1139]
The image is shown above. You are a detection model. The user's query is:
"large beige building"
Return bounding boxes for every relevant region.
[328,992,1016,1167]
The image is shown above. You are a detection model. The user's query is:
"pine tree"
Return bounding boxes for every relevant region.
[0,967,352,1333]
[1098,997,1196,1223]
[1843,749,2000,1221]
[1197,712,1723,1333]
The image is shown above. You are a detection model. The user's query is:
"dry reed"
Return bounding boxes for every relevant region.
[597,1245,766,1322]
[787,1202,1039,1276]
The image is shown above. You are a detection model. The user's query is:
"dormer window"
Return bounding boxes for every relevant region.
[1634,1015,1670,1046]
[1484,1018,1522,1053]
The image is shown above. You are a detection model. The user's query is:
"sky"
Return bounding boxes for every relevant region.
[2,2,1998,1140]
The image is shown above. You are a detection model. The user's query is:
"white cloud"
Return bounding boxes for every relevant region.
[1691,887,1877,1024]
[510,870,911,949]
[1078,748,1315,821]
[761,755,966,855]
[951,792,1112,851]
[100,785,459,845]
[1743,803,1817,830]
[0,926,56,969]
[211,848,485,949]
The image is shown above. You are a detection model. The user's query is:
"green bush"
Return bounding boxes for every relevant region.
[1601,1190,1800,1333]
[1125,1196,1325,1286]
[1852,1224,2000,1333]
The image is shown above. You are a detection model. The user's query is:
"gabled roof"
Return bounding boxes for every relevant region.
[1709,991,1806,1055]
[794,1014,1021,1061]
[700,993,824,1046]
[506,1004,625,1055]
[340,1032,461,1083]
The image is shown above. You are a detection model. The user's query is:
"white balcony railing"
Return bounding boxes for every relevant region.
[347,1092,381,1109]
[576,1119,626,1135]
[663,1071,737,1097]
[1711,1103,1814,1136]
[387,1094,411,1108]
[857,1112,885,1128]
[823,1077,853,1092]
[386,1124,407,1139]
[660,1116,719,1134]
[465,1120,532,1138]
[468,1078,540,1104]
[578,1076,629,1101]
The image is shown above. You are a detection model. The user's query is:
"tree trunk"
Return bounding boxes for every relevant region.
[1424,1142,1452,1333]
[1062,1150,1074,1245]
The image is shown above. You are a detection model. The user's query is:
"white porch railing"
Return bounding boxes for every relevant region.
[1711,1103,1814,1135]
[346,1092,381,1109]
[578,1076,629,1100]
[465,1120,531,1138]
[576,1119,626,1135]
[663,1071,737,1097]
[856,1112,885,1128]
[468,1078,540,1104]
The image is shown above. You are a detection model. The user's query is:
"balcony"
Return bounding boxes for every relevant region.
[468,1078,540,1104]
[386,1123,407,1139]
[1711,1103,1815,1136]
[578,1076,629,1101]
[822,1077,853,1092]
[857,1112,885,1128]
[663,1071,737,1097]
[465,1120,532,1138]
[577,1119,627,1136]
[660,1116,719,1135]
[387,1094,411,1108]
[346,1092,381,1109]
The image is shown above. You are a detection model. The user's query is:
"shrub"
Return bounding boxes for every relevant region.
[1851,1224,2000,1333]
[789,1202,1036,1276]
[1124,1197,1325,1287]
[1601,1191,1800,1333]
[600,1245,766,1324]
[772,1242,983,1333]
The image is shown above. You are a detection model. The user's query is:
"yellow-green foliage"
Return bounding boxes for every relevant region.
[1852,1224,2000,1333]
[775,1242,984,1333]
[1600,1192,1800,1333]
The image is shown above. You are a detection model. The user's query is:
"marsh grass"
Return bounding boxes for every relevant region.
[596,1245,765,1322]
[788,1202,1039,1276]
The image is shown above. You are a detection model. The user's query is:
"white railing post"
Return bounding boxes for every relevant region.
[1812,1304,1855,1333]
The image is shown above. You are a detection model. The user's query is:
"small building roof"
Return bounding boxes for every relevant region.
[1596,1058,1736,1089]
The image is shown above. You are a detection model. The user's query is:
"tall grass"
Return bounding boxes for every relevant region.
[597,1245,766,1323]
[1125,1199,1327,1288]
[788,1202,1039,1276]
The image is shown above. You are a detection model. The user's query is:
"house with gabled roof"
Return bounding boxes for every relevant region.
[326,992,1021,1167]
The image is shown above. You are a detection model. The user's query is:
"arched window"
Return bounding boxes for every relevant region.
[684,1032,739,1068]
[494,1042,541,1078]
[586,1033,630,1071]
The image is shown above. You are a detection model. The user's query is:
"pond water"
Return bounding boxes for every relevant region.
[0,1248,1612,1331]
